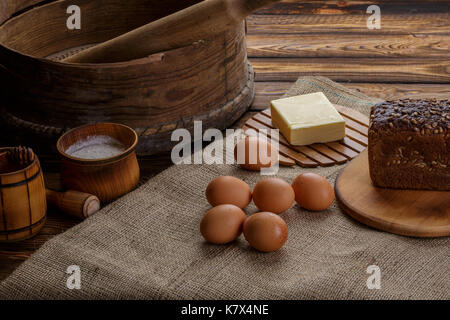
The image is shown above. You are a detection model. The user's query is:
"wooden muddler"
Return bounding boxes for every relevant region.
[46,189,101,219]
[63,0,278,63]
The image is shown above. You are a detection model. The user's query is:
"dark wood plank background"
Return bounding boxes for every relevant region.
[0,0,449,281]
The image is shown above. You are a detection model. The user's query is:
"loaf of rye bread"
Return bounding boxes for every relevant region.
[368,99,449,191]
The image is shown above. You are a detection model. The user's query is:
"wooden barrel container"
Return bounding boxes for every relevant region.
[0,147,47,242]
[0,0,254,155]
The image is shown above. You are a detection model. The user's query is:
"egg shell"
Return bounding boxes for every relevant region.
[252,178,295,214]
[206,176,252,209]
[292,173,335,211]
[200,204,247,244]
[234,136,278,171]
[243,212,288,252]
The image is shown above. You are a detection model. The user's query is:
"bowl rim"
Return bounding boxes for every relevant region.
[56,122,138,165]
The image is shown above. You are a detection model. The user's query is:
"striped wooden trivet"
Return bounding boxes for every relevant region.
[242,105,369,168]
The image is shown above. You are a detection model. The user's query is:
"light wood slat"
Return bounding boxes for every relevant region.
[308,144,348,164]
[260,108,368,156]
[334,105,371,127]
[278,154,296,166]
[339,115,369,136]
[341,137,366,153]
[247,34,450,59]
[326,141,359,159]
[250,58,450,83]
[345,127,368,146]
[246,14,450,35]
[246,118,335,166]
[261,108,272,117]
[243,124,318,167]
[251,82,450,110]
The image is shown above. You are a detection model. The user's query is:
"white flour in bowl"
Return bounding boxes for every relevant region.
[65,135,126,160]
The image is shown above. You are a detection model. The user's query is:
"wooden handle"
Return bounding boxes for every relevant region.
[63,0,278,63]
[46,189,101,219]
[7,146,35,166]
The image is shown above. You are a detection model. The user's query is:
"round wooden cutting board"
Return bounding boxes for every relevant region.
[242,105,369,168]
[335,150,450,238]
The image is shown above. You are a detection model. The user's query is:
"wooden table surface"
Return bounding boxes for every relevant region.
[0,0,449,281]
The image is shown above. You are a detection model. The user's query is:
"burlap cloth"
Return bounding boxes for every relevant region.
[1,77,449,299]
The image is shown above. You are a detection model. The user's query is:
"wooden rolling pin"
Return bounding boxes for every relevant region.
[63,0,279,63]
[46,189,101,219]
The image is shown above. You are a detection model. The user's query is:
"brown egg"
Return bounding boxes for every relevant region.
[234,136,278,171]
[200,204,247,244]
[243,212,288,252]
[292,173,335,211]
[206,176,252,209]
[252,178,295,214]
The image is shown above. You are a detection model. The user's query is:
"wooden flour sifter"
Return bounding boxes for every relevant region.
[65,0,280,63]
[0,0,278,155]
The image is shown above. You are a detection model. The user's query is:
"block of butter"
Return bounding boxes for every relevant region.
[270,92,345,146]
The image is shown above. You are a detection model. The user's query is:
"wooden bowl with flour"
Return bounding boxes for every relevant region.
[57,123,140,203]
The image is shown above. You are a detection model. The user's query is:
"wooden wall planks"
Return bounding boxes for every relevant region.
[246,14,450,35]
[253,0,450,15]
[247,34,450,58]
[251,82,450,110]
[250,58,450,83]
[246,1,450,84]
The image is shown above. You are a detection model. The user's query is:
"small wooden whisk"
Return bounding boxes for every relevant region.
[6,146,35,166]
